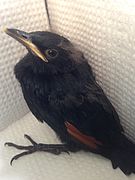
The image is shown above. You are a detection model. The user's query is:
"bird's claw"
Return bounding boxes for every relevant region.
[5,134,69,165]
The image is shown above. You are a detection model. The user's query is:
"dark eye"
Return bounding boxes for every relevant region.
[45,49,58,58]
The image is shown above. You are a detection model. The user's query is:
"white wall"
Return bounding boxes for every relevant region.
[0,0,48,130]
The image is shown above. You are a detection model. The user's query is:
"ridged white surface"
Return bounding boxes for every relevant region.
[0,1,135,179]
[0,0,48,130]
[0,112,135,180]
[48,0,135,141]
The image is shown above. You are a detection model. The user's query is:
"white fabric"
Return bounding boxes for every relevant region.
[0,0,135,179]
[0,112,135,180]
[0,0,48,130]
[48,0,135,142]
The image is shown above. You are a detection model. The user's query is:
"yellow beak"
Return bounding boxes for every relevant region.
[4,28,48,62]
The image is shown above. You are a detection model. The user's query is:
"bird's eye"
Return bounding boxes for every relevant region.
[45,49,58,59]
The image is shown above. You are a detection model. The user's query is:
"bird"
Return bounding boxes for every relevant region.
[4,28,135,175]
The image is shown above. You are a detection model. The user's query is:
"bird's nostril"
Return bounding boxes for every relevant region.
[19,32,29,39]
[22,34,27,39]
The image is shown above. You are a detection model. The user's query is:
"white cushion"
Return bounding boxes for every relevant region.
[0,112,134,180]
[1,0,135,179]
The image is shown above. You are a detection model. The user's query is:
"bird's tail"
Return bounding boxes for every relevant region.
[110,134,135,175]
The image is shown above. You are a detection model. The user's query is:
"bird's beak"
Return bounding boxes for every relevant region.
[4,28,48,62]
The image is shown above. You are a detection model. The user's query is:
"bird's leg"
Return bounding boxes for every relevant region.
[5,134,69,165]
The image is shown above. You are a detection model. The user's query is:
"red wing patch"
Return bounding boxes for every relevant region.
[65,121,102,149]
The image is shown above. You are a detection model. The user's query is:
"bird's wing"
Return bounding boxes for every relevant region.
[65,121,102,149]
[63,81,123,149]
[86,81,123,132]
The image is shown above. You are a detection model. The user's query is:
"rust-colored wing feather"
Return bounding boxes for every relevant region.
[65,121,102,149]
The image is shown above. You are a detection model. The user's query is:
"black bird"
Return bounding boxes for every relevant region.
[5,28,135,175]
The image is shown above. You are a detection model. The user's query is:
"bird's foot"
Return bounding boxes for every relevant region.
[5,134,69,165]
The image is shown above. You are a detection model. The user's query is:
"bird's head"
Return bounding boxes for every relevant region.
[5,28,83,75]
